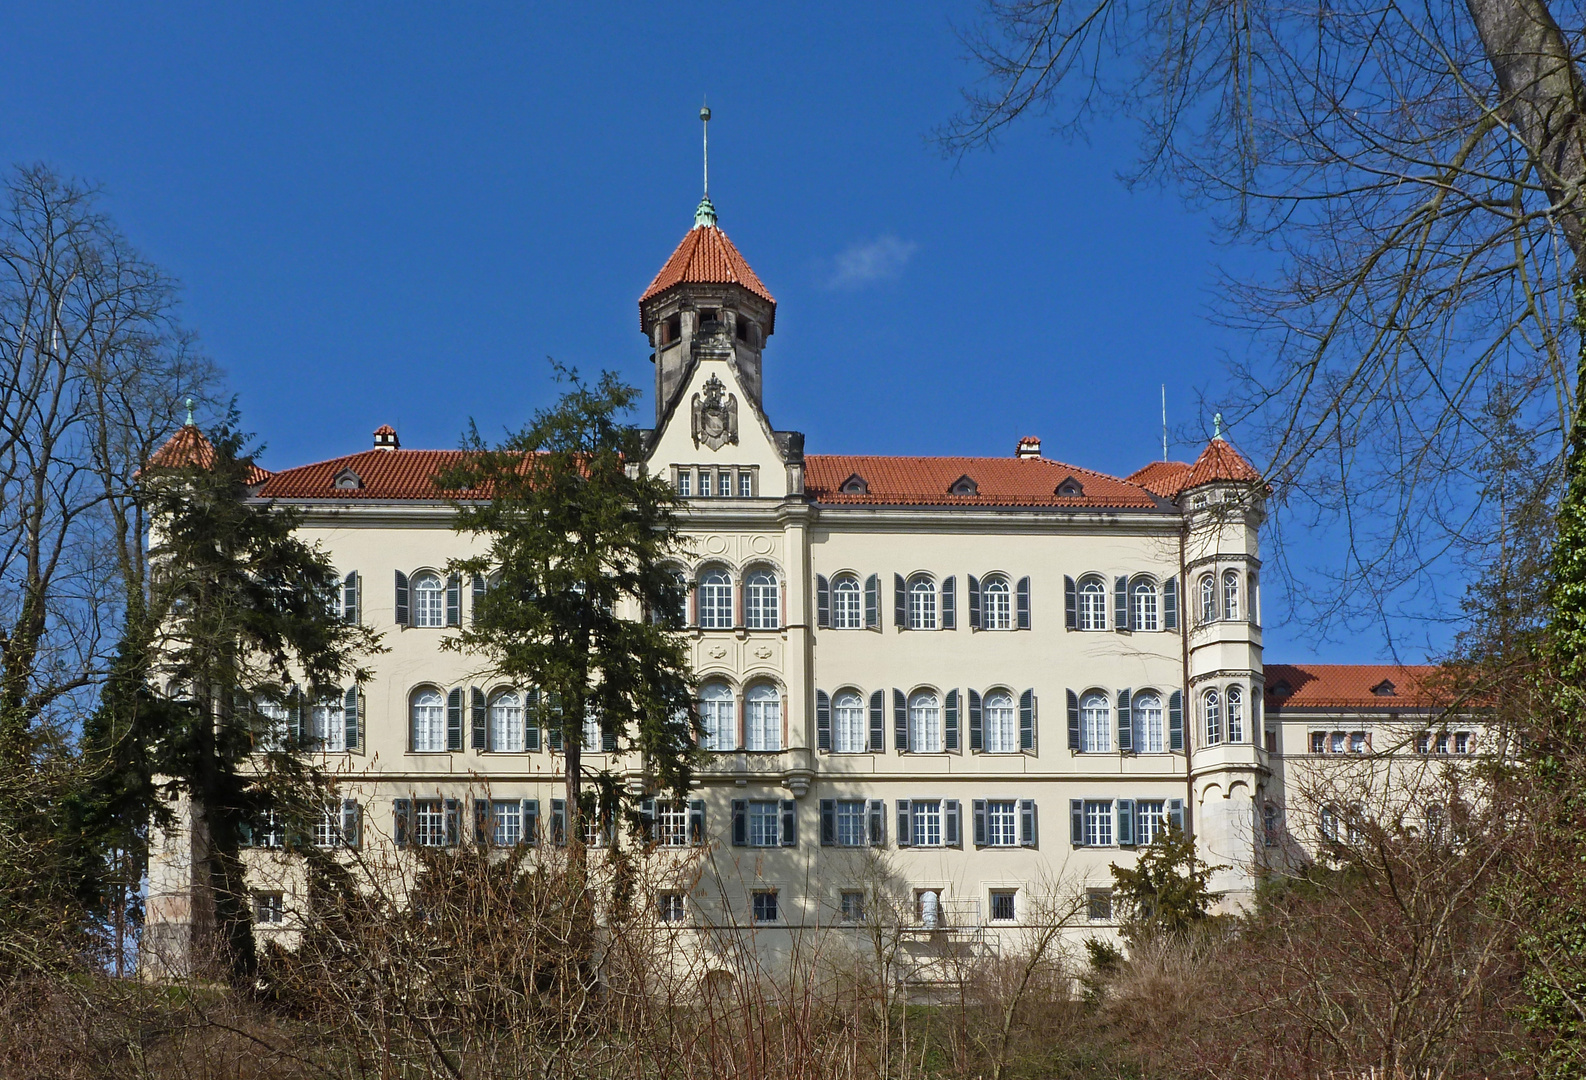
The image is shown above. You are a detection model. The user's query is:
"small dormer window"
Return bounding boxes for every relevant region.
[840,473,869,495]
[333,468,363,491]
[1371,679,1397,697]
[949,474,979,497]
[1056,476,1085,497]
[1270,680,1292,698]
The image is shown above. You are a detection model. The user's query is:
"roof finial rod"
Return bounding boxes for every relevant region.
[694,102,718,229]
[184,397,195,426]
[1214,411,1223,439]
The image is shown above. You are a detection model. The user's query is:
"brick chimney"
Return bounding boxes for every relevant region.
[373,424,399,451]
[1015,436,1041,459]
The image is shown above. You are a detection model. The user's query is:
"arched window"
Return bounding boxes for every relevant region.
[1199,573,1216,624]
[1248,571,1260,626]
[1078,576,1108,631]
[984,690,1017,753]
[1131,578,1160,632]
[583,706,603,751]
[745,568,780,629]
[1080,691,1111,753]
[982,576,1012,630]
[651,567,687,626]
[1203,688,1223,746]
[312,694,345,752]
[833,690,866,753]
[1133,691,1164,753]
[1226,685,1244,742]
[698,568,733,629]
[908,690,942,752]
[745,684,782,751]
[908,575,938,630]
[699,682,735,751]
[412,572,445,627]
[832,574,862,629]
[1222,570,1241,621]
[411,687,445,752]
[489,689,523,752]
[256,698,289,752]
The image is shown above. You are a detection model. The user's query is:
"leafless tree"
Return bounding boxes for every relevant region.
[945,0,1586,645]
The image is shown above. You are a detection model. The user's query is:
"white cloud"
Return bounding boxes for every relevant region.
[824,235,919,290]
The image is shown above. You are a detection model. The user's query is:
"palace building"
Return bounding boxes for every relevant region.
[142,187,1471,976]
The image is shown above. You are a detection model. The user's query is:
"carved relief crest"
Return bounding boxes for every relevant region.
[691,374,739,450]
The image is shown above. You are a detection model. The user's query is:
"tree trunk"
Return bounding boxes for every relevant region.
[1465,0,1586,259]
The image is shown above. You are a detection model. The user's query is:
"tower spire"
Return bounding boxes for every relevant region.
[695,102,717,228]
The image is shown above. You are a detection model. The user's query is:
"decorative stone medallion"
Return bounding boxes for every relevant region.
[691,374,739,450]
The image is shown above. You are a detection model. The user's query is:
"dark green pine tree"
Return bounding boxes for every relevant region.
[1109,825,1223,942]
[439,367,697,846]
[142,418,376,982]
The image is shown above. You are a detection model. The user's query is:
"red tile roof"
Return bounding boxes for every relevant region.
[255,449,470,500]
[147,425,272,484]
[1264,664,1447,711]
[1126,460,1193,498]
[639,225,775,331]
[1185,438,1261,489]
[805,454,1161,509]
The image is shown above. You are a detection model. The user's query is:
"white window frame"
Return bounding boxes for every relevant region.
[1080,691,1111,753]
[832,574,862,629]
[1203,688,1223,746]
[985,800,1017,846]
[658,891,686,922]
[911,799,944,847]
[745,684,782,751]
[908,690,943,753]
[1133,692,1165,753]
[1226,685,1244,742]
[492,800,522,846]
[751,888,779,924]
[312,696,345,753]
[699,682,735,751]
[412,572,445,628]
[745,569,780,630]
[489,689,524,752]
[411,688,446,753]
[984,690,1017,753]
[1083,800,1114,847]
[747,800,781,846]
[982,576,1012,630]
[312,804,341,848]
[833,690,866,753]
[698,568,734,630]
[414,799,446,847]
[1222,569,1241,621]
[908,575,938,630]
[989,889,1017,922]
[1078,576,1108,631]
[1132,579,1160,632]
[1136,800,1167,845]
[1199,573,1216,623]
[257,699,289,752]
[655,800,690,847]
[834,799,868,847]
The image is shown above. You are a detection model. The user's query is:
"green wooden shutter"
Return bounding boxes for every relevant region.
[731,800,747,846]
[1019,689,1036,751]
[471,687,487,750]
[1070,800,1085,846]
[894,574,906,628]
[972,799,987,847]
[1017,576,1032,629]
[816,574,831,629]
[816,690,831,751]
[445,573,462,627]
[968,689,983,751]
[395,571,409,627]
[1019,799,1037,847]
[601,725,618,754]
[549,799,566,846]
[868,799,886,846]
[868,690,884,752]
[1168,798,1184,832]
[893,689,907,752]
[443,798,461,846]
[1169,691,1184,751]
[864,574,880,629]
[819,798,836,846]
[342,800,362,849]
[689,800,705,845]
[967,575,981,629]
[344,686,361,753]
[781,800,797,847]
[526,688,541,751]
[1066,689,1081,750]
[1163,575,1178,629]
[393,798,411,848]
[941,576,956,630]
[446,688,463,751]
[1117,688,1133,752]
[471,572,486,623]
[523,799,540,845]
[944,800,961,847]
[896,800,912,847]
[343,571,359,624]
[1114,576,1129,631]
[1117,799,1136,846]
[1063,575,1076,630]
[474,798,491,846]
[944,689,960,751]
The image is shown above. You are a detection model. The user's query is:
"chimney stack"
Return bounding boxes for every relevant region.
[373,425,399,451]
[1015,436,1041,459]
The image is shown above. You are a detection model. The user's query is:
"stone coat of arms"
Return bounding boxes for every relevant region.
[691,374,739,450]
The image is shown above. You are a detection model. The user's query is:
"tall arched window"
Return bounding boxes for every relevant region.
[1080,691,1111,752]
[1222,570,1241,621]
[412,572,445,627]
[1131,578,1160,632]
[698,568,733,629]
[490,689,523,752]
[833,690,866,753]
[908,575,938,630]
[908,690,942,752]
[832,574,862,629]
[1133,691,1164,753]
[982,576,1012,630]
[1199,573,1216,624]
[583,707,603,751]
[745,684,782,751]
[984,690,1017,752]
[1226,685,1244,742]
[699,682,735,751]
[651,567,687,626]
[745,569,780,629]
[312,694,345,752]
[1248,571,1260,626]
[411,688,445,752]
[1078,576,1108,631]
[1203,688,1223,746]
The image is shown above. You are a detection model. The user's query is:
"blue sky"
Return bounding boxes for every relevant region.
[0,3,1423,662]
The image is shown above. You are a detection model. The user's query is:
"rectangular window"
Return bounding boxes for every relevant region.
[718,470,732,497]
[989,890,1017,922]
[752,889,779,924]
[1084,801,1114,847]
[840,890,866,922]
[312,698,346,752]
[490,694,524,752]
[833,694,866,753]
[747,800,781,847]
[1330,732,1346,754]
[1454,731,1471,754]
[255,892,284,925]
[745,691,782,751]
[415,799,446,847]
[313,805,341,848]
[676,469,692,497]
[657,892,685,923]
[1349,731,1367,753]
[909,695,943,753]
[912,800,943,847]
[739,471,754,497]
[258,809,285,849]
[492,800,522,846]
[698,469,714,497]
[1136,800,1167,845]
[834,799,868,847]
[984,694,1018,753]
[1086,888,1113,922]
[1263,803,1281,847]
[1436,732,1451,754]
[655,800,690,847]
[1311,731,1327,754]
[1415,732,1431,754]
[985,800,1018,846]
